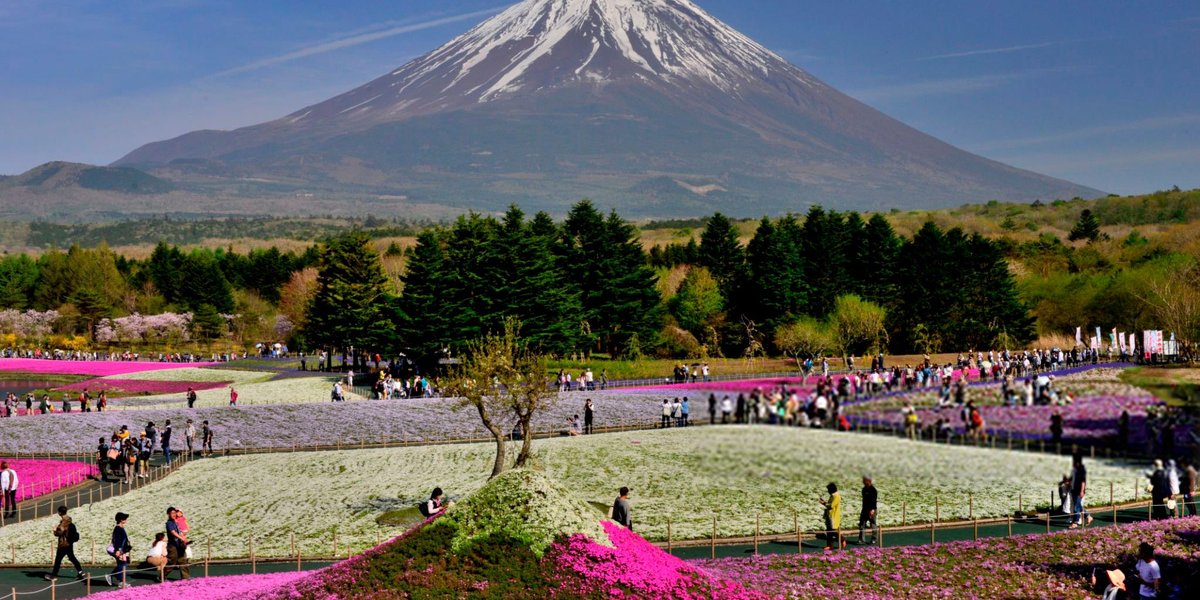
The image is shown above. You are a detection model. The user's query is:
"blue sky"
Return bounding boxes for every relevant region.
[2,0,1197,195]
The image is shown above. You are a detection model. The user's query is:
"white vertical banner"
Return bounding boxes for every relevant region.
[1095,326,1102,346]
[1110,328,1118,349]
[1117,331,1126,352]
[1128,333,1136,355]
[1075,327,1083,347]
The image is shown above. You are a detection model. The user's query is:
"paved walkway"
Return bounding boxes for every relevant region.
[0,560,331,599]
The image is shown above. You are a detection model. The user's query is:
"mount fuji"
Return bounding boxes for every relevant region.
[114,0,1102,217]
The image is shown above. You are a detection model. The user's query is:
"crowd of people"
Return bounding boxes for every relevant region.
[2,388,112,417]
[38,504,192,589]
[94,420,214,485]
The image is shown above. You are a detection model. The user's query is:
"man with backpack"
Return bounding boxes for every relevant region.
[45,506,86,581]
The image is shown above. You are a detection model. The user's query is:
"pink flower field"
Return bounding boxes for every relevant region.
[88,572,309,600]
[55,378,230,396]
[0,459,97,502]
[0,359,217,377]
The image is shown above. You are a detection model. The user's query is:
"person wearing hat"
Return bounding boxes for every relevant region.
[1089,566,1126,600]
[105,512,132,588]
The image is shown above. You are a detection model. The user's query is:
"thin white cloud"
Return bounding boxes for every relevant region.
[996,146,1200,172]
[850,68,1069,103]
[212,7,503,78]
[917,42,1061,61]
[976,114,1200,152]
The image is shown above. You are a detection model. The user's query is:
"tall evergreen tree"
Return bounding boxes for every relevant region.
[859,214,902,306]
[147,242,186,304]
[740,216,807,336]
[0,255,39,309]
[179,251,235,314]
[397,229,450,359]
[562,201,660,356]
[494,206,584,355]
[698,212,744,300]
[306,231,393,353]
[1069,209,1102,242]
[800,207,849,317]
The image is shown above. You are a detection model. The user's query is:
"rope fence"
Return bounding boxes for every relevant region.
[3,478,1194,568]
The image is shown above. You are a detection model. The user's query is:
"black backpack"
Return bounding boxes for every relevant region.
[67,522,80,544]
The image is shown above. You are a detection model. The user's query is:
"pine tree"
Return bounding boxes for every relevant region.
[397,229,450,359]
[1068,209,1101,242]
[179,251,235,314]
[306,230,394,354]
[494,206,584,355]
[800,207,849,317]
[698,212,744,299]
[740,216,807,336]
[562,201,661,356]
[859,214,902,306]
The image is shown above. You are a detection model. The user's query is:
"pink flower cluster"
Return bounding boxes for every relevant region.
[93,313,193,344]
[547,522,767,599]
[0,359,217,376]
[55,379,229,396]
[86,572,309,600]
[0,459,97,502]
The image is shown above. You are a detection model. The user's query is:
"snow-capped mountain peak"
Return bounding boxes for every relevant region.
[297,0,812,122]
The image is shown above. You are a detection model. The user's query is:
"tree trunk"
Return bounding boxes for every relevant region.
[477,406,507,478]
[514,415,535,468]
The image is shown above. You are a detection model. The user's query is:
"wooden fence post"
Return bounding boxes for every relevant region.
[710,517,717,560]
[794,511,801,553]
[667,518,673,555]
[754,513,760,556]
[973,519,978,541]
[901,502,907,526]
[969,494,974,520]
[1007,516,1012,537]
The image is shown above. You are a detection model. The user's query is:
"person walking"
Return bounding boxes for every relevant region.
[1,461,17,518]
[161,420,174,465]
[708,393,717,425]
[96,437,110,482]
[1069,453,1093,528]
[202,421,214,456]
[611,487,632,530]
[229,387,238,407]
[661,399,671,429]
[1182,458,1198,517]
[680,397,690,427]
[820,482,844,551]
[185,419,196,458]
[583,399,594,435]
[186,387,197,409]
[1148,460,1172,520]
[164,507,190,580]
[858,476,878,545]
[104,512,132,588]
[45,506,86,581]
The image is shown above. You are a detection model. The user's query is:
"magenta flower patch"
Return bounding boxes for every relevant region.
[0,359,217,377]
[0,459,97,502]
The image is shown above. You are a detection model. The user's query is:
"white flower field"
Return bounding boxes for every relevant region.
[0,427,1145,562]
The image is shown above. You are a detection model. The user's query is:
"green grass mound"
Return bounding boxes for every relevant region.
[441,469,611,556]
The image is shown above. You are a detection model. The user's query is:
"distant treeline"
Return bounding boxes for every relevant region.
[23,216,429,248]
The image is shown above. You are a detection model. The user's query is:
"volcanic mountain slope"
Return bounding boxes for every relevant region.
[116,0,1102,216]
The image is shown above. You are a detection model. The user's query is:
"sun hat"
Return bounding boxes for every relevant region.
[1106,569,1125,591]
